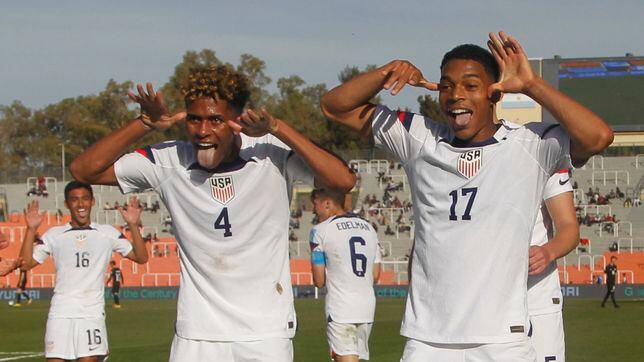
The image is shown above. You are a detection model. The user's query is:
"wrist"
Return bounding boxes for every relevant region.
[268,119,280,134]
[522,76,544,97]
[138,114,154,131]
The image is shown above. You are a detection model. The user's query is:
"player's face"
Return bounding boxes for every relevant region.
[312,196,331,222]
[185,97,240,169]
[439,59,497,142]
[64,188,94,228]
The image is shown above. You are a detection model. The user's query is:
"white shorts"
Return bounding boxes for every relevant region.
[45,317,109,359]
[400,338,536,362]
[169,334,293,362]
[529,311,565,362]
[326,320,372,360]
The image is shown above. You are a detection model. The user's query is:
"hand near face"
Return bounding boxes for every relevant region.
[24,200,44,230]
[128,83,186,131]
[380,60,438,96]
[227,107,278,137]
[118,197,143,226]
[486,31,536,99]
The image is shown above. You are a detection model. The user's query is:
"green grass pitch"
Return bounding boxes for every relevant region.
[1,299,643,361]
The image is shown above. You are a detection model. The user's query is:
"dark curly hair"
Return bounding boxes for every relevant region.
[440,44,500,81]
[182,65,250,111]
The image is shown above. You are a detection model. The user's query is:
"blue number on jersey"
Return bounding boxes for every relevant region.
[349,236,367,277]
[214,207,233,237]
[448,187,478,221]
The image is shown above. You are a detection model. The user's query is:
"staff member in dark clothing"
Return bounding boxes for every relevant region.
[106,260,123,308]
[601,256,620,308]
[12,269,32,307]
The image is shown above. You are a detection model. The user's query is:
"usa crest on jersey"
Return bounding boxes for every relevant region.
[457,149,482,179]
[75,233,87,247]
[210,176,235,204]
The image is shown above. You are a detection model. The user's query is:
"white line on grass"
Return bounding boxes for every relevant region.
[0,352,44,361]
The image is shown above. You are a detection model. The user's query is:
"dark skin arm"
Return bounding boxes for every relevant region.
[487,31,613,167]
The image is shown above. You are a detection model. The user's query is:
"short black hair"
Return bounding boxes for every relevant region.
[64,181,94,201]
[440,44,500,81]
[311,188,345,207]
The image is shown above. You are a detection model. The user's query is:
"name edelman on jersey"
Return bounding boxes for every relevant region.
[335,219,370,231]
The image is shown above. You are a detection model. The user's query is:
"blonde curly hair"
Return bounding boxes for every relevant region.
[182,65,250,111]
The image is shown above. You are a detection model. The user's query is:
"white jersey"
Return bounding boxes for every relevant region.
[309,213,381,323]
[114,134,312,341]
[33,223,132,319]
[527,169,572,315]
[372,105,570,344]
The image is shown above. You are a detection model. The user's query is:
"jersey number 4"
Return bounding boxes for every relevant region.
[214,207,233,237]
[448,187,478,221]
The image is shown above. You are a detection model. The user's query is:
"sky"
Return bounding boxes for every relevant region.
[1,0,642,112]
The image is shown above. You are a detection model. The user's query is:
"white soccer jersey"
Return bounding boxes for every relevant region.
[310,214,381,323]
[114,134,313,341]
[527,169,572,315]
[33,223,132,318]
[372,105,570,344]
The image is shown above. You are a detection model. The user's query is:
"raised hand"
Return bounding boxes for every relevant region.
[127,83,186,131]
[24,200,44,230]
[118,196,143,227]
[0,232,8,250]
[486,31,536,99]
[528,245,552,276]
[380,60,438,96]
[0,257,21,276]
[227,107,279,137]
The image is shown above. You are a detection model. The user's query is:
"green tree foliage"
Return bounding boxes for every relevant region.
[417,94,448,124]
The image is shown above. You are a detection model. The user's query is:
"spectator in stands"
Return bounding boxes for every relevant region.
[104,201,111,210]
[623,197,633,208]
[37,176,49,197]
[622,273,628,284]
[586,187,594,198]
[385,225,395,235]
[615,187,624,199]
[634,196,641,207]
[601,256,619,308]
[0,202,5,222]
[288,229,298,242]
[572,181,578,190]
[609,241,618,252]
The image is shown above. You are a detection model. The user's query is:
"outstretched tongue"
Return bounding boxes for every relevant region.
[197,147,218,169]
[455,113,472,127]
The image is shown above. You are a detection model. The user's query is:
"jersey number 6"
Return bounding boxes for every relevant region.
[349,236,367,277]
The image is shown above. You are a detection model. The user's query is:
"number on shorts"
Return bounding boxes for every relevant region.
[86,329,102,345]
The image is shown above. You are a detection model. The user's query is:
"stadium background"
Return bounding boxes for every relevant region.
[1,54,644,361]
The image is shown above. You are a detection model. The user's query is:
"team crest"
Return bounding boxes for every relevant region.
[75,233,87,247]
[210,176,235,204]
[457,149,482,179]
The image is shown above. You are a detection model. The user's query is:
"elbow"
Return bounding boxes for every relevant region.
[597,128,614,152]
[135,255,149,265]
[69,158,90,183]
[338,172,357,194]
[320,95,334,120]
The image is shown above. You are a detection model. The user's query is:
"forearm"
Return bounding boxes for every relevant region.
[320,65,388,133]
[20,228,38,270]
[70,118,152,185]
[127,224,149,264]
[524,78,613,166]
[543,222,579,261]
[272,120,356,192]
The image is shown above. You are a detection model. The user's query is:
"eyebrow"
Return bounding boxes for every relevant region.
[440,73,482,82]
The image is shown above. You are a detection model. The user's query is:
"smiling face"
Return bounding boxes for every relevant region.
[185,97,241,169]
[64,187,94,228]
[439,59,498,143]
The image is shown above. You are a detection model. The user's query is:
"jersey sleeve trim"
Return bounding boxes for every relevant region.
[135,145,156,164]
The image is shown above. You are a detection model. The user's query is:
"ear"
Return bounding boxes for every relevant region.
[489,90,503,104]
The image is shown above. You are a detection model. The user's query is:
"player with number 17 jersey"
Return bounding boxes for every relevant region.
[115,134,313,341]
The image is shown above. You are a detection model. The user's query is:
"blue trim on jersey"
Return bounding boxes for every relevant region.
[64,225,97,232]
[330,212,371,225]
[135,145,156,164]
[540,124,560,139]
[311,250,326,265]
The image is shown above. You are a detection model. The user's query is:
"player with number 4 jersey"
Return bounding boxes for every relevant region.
[19,182,149,361]
[310,188,381,362]
[70,65,355,361]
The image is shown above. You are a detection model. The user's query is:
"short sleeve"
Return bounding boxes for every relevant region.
[309,225,324,253]
[531,124,571,175]
[285,152,314,187]
[543,168,573,200]
[375,242,383,263]
[32,233,52,264]
[371,104,437,164]
[114,145,163,194]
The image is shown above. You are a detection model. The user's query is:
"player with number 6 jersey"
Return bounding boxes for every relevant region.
[70,65,355,361]
[309,189,381,361]
[19,182,149,361]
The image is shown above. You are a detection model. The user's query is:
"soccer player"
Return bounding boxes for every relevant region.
[601,256,620,308]
[19,182,149,362]
[320,31,613,360]
[309,188,381,362]
[11,269,33,307]
[69,65,355,361]
[106,260,123,308]
[527,169,579,362]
